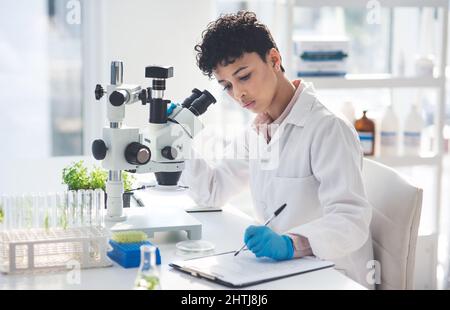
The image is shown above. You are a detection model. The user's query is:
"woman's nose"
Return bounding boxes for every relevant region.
[233,85,246,101]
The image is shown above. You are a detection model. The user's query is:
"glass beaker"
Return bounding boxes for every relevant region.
[134,245,161,290]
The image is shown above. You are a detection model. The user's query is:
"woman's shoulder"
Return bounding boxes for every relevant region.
[306,99,353,130]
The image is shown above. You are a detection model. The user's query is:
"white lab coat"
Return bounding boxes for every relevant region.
[180,82,374,289]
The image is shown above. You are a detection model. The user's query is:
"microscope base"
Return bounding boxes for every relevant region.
[105,206,202,240]
[105,214,127,222]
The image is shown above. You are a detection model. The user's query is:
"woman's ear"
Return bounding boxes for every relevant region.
[268,48,281,71]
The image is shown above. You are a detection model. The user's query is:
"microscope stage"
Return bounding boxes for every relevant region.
[106,206,202,240]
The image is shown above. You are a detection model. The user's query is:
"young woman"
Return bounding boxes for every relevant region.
[180,11,374,288]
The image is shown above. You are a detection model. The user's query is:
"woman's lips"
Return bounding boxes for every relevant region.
[242,100,256,109]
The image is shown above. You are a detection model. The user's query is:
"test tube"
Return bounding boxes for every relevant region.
[0,195,5,232]
[23,194,34,229]
[46,193,57,230]
[6,195,19,231]
[77,190,86,227]
[56,192,68,230]
[84,190,94,227]
[14,195,24,230]
[4,196,14,231]
[36,193,47,231]
[31,193,41,229]
[94,189,105,228]
[67,190,77,229]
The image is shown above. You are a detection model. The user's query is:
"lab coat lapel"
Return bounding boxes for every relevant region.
[267,82,316,148]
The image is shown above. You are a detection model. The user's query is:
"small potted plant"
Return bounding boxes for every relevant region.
[62,161,135,208]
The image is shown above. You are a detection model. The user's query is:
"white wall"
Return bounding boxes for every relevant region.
[0,0,50,162]
[97,0,215,129]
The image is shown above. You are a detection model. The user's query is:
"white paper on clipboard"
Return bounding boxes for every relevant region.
[170,251,334,288]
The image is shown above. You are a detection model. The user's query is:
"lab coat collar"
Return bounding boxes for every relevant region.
[252,81,318,148]
[283,81,316,128]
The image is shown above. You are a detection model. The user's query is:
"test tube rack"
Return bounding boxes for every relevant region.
[0,226,111,274]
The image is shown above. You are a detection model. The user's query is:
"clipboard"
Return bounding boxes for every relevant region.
[169,250,335,288]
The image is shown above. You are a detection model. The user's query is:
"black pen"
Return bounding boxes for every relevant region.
[132,194,145,207]
[234,203,287,257]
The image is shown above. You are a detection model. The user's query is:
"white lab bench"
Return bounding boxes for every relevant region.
[0,204,365,290]
[0,157,365,290]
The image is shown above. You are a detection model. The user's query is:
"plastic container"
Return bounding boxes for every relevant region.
[379,105,399,156]
[107,240,161,268]
[0,191,110,274]
[403,104,424,156]
[0,226,111,274]
[415,55,435,77]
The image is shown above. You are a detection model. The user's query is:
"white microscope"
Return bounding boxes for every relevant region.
[92,61,216,239]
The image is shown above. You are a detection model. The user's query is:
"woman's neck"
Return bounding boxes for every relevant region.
[265,75,296,121]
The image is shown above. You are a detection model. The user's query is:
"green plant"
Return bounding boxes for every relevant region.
[62,161,135,191]
[89,166,108,191]
[62,161,90,190]
[121,171,135,192]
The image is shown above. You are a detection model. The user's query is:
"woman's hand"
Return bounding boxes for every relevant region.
[244,225,294,260]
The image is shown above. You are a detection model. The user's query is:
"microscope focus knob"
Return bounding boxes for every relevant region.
[125,142,151,165]
[95,84,105,100]
[92,139,108,160]
[138,89,147,105]
[109,90,127,107]
[161,146,178,160]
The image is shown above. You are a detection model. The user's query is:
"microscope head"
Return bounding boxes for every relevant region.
[94,62,217,188]
[151,88,217,187]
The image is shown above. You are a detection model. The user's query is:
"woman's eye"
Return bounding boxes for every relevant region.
[223,84,232,91]
[239,73,251,81]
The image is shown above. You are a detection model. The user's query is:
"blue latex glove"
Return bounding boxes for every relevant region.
[166,103,177,116]
[244,225,294,261]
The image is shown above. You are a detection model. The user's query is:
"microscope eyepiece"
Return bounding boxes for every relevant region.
[188,90,217,116]
[182,88,202,109]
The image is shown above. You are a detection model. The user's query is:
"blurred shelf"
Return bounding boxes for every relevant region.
[367,154,441,167]
[294,0,448,9]
[303,74,444,89]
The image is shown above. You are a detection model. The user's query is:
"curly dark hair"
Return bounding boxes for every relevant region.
[195,11,284,78]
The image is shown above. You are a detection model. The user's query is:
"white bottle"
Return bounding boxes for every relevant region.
[403,104,424,156]
[380,105,399,156]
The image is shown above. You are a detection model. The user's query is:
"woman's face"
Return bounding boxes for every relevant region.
[213,51,280,114]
